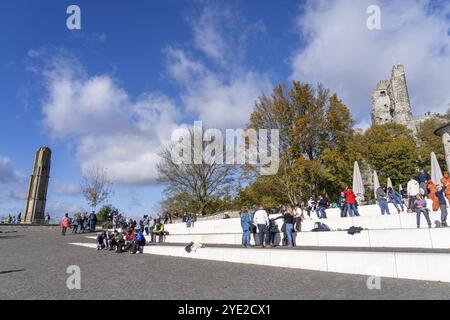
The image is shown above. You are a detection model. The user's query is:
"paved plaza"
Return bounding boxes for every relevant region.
[1,229,449,300]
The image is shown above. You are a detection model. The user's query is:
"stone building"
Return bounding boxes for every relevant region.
[371,64,415,131]
[23,147,52,224]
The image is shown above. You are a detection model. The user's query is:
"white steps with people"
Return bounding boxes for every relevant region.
[71,238,450,283]
[73,201,450,283]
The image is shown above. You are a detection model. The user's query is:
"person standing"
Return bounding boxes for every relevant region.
[293,204,303,232]
[253,205,269,248]
[417,169,430,197]
[317,196,328,219]
[61,213,70,236]
[339,192,347,217]
[407,176,420,212]
[191,213,197,227]
[344,187,360,217]
[240,208,253,248]
[268,218,279,247]
[376,186,390,215]
[283,207,295,247]
[149,218,156,242]
[89,211,97,232]
[435,185,448,227]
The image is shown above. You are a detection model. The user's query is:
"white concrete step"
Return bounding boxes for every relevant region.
[162,227,450,249]
[69,241,450,283]
[164,211,445,235]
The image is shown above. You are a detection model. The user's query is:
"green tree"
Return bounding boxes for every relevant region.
[416,116,449,171]
[96,204,119,223]
[362,123,418,186]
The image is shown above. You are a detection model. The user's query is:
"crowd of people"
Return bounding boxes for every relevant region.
[1,212,51,224]
[60,211,97,235]
[240,204,306,248]
[300,170,448,229]
[182,213,197,228]
[56,169,448,253]
[95,215,168,254]
[237,170,449,249]
[60,210,171,254]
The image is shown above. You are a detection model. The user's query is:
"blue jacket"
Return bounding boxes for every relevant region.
[388,190,402,203]
[435,186,447,205]
[241,212,253,231]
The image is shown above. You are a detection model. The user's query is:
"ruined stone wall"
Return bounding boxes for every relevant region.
[390,64,413,124]
[371,64,415,131]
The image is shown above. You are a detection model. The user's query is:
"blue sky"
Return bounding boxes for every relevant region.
[1,0,449,219]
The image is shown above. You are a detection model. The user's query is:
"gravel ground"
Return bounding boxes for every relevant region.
[1,229,449,300]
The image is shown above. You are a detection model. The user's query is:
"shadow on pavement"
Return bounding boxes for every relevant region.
[0,269,25,274]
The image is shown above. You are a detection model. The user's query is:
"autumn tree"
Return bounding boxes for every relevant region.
[247,81,357,204]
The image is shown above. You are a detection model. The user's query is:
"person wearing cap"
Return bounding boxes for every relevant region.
[435,184,448,227]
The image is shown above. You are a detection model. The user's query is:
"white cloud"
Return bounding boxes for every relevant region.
[50,180,80,196]
[0,156,21,184]
[47,201,86,217]
[166,4,272,128]
[35,53,181,186]
[291,0,450,122]
[167,48,271,128]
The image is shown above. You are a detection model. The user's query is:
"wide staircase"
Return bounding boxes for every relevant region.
[72,201,450,283]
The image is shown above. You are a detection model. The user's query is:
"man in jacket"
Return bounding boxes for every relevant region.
[240,208,253,248]
[435,185,448,227]
[407,176,420,212]
[89,211,97,232]
[253,205,269,247]
[417,169,430,197]
[387,187,404,214]
[376,186,390,215]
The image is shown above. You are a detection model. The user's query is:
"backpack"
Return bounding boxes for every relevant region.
[185,241,195,253]
[347,226,363,235]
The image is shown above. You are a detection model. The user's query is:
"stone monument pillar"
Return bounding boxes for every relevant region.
[23,147,52,224]
[434,123,450,172]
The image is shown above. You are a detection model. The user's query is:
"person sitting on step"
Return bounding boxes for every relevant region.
[96,231,108,250]
[415,194,432,229]
[153,222,165,243]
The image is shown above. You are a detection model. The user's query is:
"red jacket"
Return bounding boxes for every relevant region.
[125,232,136,243]
[344,189,356,205]
[61,217,70,228]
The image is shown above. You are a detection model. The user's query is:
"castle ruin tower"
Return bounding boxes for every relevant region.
[371,80,393,124]
[371,64,416,132]
[390,64,413,124]
[23,147,52,224]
